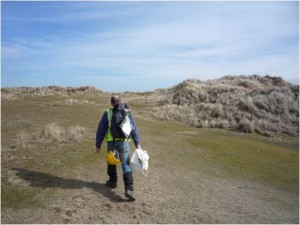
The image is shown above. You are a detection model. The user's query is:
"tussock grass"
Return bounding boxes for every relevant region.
[152,75,299,137]
[37,123,86,143]
[13,123,87,150]
[66,125,86,142]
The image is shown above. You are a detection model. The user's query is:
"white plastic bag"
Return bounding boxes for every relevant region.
[120,115,133,138]
[130,148,149,175]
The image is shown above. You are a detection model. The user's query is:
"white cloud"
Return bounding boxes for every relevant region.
[2,1,298,90]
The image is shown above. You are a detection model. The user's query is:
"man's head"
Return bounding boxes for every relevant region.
[111,95,121,107]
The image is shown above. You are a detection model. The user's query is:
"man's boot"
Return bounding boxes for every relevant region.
[123,172,135,201]
[106,164,117,188]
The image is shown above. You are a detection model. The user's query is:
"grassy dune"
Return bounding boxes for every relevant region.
[1,92,299,223]
[152,75,299,137]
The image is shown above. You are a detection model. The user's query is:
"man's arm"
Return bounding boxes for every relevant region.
[95,111,108,152]
[129,113,141,148]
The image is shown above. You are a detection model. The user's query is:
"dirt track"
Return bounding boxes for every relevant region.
[2,163,298,224]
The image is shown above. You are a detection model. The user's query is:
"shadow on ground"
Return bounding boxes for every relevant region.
[11,167,130,203]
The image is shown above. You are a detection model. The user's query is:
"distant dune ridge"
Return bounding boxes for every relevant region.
[1,75,299,137]
[152,75,299,137]
[1,86,102,100]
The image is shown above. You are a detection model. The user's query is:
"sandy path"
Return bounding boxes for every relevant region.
[2,165,298,224]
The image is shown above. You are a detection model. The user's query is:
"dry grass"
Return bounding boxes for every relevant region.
[1,86,102,100]
[16,131,33,149]
[37,123,86,143]
[65,99,94,105]
[66,125,86,142]
[152,75,299,137]
[14,123,86,149]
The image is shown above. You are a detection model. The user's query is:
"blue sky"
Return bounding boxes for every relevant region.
[1,1,299,92]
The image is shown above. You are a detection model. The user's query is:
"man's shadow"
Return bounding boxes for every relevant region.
[11,168,130,202]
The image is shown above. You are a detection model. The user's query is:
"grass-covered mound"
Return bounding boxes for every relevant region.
[152,75,299,137]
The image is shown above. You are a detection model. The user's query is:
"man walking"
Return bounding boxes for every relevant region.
[95,95,141,201]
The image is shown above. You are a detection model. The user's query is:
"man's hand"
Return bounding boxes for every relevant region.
[136,144,141,149]
[96,147,101,153]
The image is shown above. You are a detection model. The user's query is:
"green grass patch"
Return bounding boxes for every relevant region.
[1,186,43,209]
[137,115,298,192]
[185,130,299,191]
